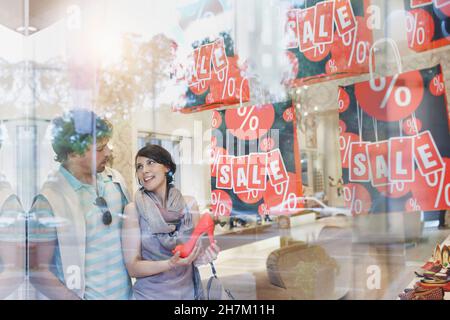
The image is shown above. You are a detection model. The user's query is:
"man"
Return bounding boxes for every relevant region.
[29,109,132,300]
[0,126,26,299]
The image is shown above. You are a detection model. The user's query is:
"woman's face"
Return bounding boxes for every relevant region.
[136,156,169,194]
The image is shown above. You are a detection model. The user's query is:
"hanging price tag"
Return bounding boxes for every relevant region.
[212,38,228,73]
[414,130,445,176]
[232,156,249,194]
[216,155,234,189]
[247,153,268,191]
[267,149,289,187]
[367,140,390,187]
[297,7,316,52]
[349,142,370,182]
[334,0,357,36]
[389,137,415,182]
[314,1,335,45]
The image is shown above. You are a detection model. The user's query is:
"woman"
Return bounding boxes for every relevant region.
[122,145,219,300]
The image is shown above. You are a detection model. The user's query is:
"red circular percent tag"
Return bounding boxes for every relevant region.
[354,70,424,122]
[263,172,301,211]
[376,182,412,199]
[339,132,360,168]
[402,116,422,136]
[225,104,275,141]
[260,136,275,152]
[211,190,233,218]
[210,147,227,178]
[338,87,350,113]
[331,17,371,72]
[343,183,372,215]
[406,9,435,52]
[430,73,445,96]
[410,157,450,210]
[237,189,264,205]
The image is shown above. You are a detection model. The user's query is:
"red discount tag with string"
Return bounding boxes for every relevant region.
[211,190,233,218]
[212,38,228,74]
[355,70,424,122]
[215,155,234,189]
[349,142,370,182]
[298,7,316,52]
[389,137,415,182]
[334,0,357,36]
[414,130,445,176]
[267,149,289,187]
[247,153,268,191]
[367,141,390,187]
[314,1,335,45]
[196,43,214,81]
[232,156,249,194]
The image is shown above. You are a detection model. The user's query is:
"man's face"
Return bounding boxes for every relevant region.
[75,138,112,174]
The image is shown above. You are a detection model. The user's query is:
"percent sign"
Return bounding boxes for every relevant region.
[339,132,359,168]
[343,185,363,214]
[405,12,426,48]
[432,76,445,95]
[356,70,424,122]
[426,165,450,208]
[238,105,259,131]
[408,198,421,211]
[218,68,237,100]
[343,28,368,67]
[211,190,232,217]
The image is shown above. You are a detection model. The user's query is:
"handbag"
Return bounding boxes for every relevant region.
[206,262,235,300]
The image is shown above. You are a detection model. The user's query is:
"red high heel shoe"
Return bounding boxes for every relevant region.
[172,214,215,258]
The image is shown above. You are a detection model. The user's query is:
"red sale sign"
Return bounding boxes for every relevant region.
[367,141,390,187]
[284,0,372,85]
[314,1,335,45]
[339,64,450,213]
[334,0,357,36]
[414,130,445,176]
[211,101,303,217]
[349,142,370,182]
[389,137,415,182]
[172,33,250,113]
[298,7,316,52]
[404,0,450,52]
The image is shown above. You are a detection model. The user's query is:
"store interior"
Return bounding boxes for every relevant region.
[0,0,449,300]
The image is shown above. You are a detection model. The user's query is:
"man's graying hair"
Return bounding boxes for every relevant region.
[51,109,113,163]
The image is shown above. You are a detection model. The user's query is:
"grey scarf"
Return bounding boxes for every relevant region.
[134,187,192,252]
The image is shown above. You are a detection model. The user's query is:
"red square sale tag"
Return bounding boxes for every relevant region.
[414,130,445,176]
[314,1,335,45]
[285,9,300,49]
[367,141,390,187]
[334,0,356,36]
[247,153,268,191]
[232,156,249,194]
[389,137,415,182]
[297,7,316,52]
[216,155,234,189]
[212,38,228,73]
[267,149,289,187]
[196,43,214,81]
[349,142,370,182]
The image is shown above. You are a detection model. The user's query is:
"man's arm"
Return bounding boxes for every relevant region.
[28,196,80,300]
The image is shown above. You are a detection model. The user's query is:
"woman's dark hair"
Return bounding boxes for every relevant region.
[135,144,177,187]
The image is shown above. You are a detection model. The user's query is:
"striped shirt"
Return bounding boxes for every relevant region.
[30,166,131,300]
